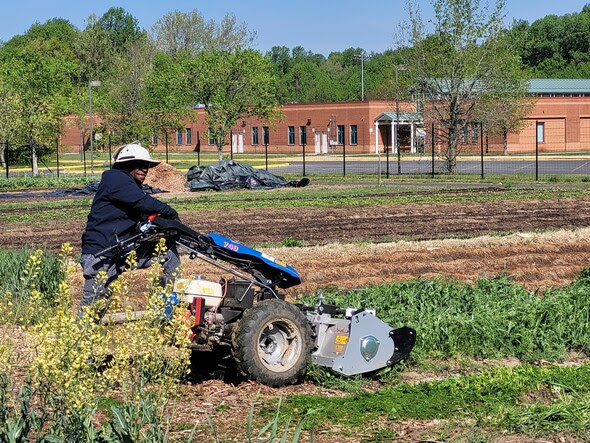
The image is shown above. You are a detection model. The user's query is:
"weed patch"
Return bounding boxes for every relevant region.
[285,364,590,435]
[309,273,590,363]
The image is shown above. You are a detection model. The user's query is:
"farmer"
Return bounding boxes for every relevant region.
[79,142,180,319]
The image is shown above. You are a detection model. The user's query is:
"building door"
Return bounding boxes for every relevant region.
[315,132,321,154]
[231,133,244,153]
[321,132,328,154]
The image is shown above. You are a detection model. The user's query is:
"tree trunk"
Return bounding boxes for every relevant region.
[446,125,459,174]
[217,144,223,162]
[29,135,39,176]
[32,145,39,176]
[503,129,508,156]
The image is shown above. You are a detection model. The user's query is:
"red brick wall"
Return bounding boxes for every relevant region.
[58,101,398,155]
[58,96,590,155]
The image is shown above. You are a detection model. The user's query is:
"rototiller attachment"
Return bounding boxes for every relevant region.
[99,215,416,387]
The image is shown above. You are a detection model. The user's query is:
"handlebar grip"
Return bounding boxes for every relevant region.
[147,214,161,222]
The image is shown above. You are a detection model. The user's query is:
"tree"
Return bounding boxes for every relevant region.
[97,7,142,55]
[0,19,79,175]
[144,52,194,148]
[212,13,256,52]
[0,75,23,169]
[475,32,536,155]
[406,0,526,172]
[76,14,112,83]
[100,37,156,144]
[183,49,279,161]
[151,10,255,57]
[511,6,590,78]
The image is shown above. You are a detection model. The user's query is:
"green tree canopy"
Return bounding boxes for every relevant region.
[182,49,279,160]
[97,7,142,55]
[0,19,80,174]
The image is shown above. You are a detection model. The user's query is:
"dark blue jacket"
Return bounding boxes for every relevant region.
[81,168,178,255]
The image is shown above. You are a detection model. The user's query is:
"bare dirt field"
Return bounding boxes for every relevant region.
[3,194,590,291]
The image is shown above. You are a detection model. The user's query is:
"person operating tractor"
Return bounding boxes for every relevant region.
[79,142,180,319]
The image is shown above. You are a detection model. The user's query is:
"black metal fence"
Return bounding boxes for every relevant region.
[231,121,590,181]
[2,122,590,181]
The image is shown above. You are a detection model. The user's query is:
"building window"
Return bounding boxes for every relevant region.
[186,128,192,145]
[337,125,344,145]
[462,124,468,144]
[252,126,259,145]
[299,126,307,145]
[176,129,183,145]
[263,126,269,145]
[288,126,295,145]
[471,122,478,144]
[537,122,545,142]
[208,131,215,145]
[350,125,358,145]
[152,130,158,146]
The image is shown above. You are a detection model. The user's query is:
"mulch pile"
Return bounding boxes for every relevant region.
[145,162,187,193]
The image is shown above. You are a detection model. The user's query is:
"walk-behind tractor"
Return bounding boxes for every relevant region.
[99,215,416,387]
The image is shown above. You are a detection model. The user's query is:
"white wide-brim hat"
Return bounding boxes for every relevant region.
[112,142,161,167]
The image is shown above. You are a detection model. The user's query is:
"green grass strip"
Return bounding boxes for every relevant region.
[283,364,590,434]
[2,186,590,222]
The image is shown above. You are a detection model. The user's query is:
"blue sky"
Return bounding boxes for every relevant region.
[1,0,588,55]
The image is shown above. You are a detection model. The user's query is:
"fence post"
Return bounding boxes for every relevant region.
[480,122,484,180]
[195,131,201,166]
[342,136,346,177]
[386,128,390,179]
[431,123,435,178]
[165,132,169,163]
[535,120,539,181]
[302,139,306,176]
[397,124,402,175]
[264,127,269,171]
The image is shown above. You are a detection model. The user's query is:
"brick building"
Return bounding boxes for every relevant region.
[59,79,590,156]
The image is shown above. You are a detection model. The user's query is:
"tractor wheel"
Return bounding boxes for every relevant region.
[232,299,312,387]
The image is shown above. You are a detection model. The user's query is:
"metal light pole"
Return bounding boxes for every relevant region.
[361,52,365,101]
[355,50,369,101]
[88,80,102,174]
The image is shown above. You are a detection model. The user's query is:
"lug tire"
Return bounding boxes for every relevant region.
[233,299,312,387]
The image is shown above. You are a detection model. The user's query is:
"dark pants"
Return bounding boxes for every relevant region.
[79,241,181,320]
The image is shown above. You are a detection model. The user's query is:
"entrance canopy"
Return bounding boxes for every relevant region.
[373,112,423,154]
[374,112,423,124]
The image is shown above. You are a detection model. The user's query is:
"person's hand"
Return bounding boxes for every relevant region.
[170,211,181,223]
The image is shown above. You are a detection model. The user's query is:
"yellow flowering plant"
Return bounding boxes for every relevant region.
[1,242,192,441]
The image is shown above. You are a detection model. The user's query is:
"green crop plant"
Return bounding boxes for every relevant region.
[309,271,590,364]
[0,247,65,302]
[0,176,93,191]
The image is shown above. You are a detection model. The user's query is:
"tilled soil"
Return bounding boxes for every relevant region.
[4,196,590,292]
[4,196,590,251]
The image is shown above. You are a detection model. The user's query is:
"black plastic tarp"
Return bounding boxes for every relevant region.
[187,160,309,191]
